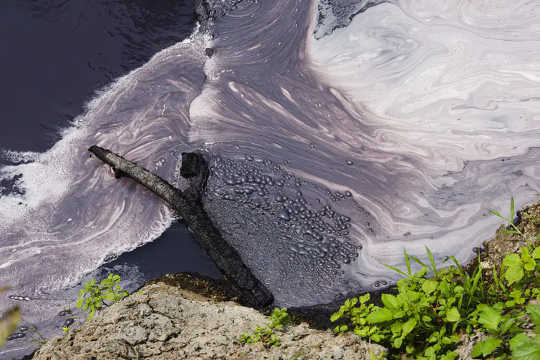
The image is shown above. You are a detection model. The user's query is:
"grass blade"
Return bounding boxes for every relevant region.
[467,266,483,307]
[404,250,412,277]
[409,255,428,269]
[384,264,408,278]
[492,266,506,292]
[425,247,439,278]
[510,197,515,220]
[489,209,504,219]
[449,256,465,276]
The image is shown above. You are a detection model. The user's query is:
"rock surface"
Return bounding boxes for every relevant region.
[32,281,384,360]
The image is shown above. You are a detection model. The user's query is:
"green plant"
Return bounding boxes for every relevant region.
[331,198,540,359]
[508,304,540,360]
[490,197,524,237]
[332,248,474,359]
[76,273,128,319]
[239,307,291,347]
[0,287,20,348]
[369,348,387,360]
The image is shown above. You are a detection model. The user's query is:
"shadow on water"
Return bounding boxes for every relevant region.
[104,220,221,280]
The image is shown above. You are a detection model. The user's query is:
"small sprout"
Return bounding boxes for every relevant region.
[238,308,291,347]
[77,273,128,319]
[490,198,524,237]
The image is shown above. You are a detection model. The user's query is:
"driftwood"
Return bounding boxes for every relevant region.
[88,145,273,308]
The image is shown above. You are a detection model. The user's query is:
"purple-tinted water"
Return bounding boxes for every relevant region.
[1,0,540,358]
[0,1,220,358]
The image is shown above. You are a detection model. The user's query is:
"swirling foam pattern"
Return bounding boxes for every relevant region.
[0,1,539,343]
[0,30,210,352]
[192,0,540,305]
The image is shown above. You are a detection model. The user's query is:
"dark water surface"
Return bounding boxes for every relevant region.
[0,0,195,155]
[1,0,540,358]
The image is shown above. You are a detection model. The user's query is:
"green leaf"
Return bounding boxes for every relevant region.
[490,209,504,219]
[449,256,465,275]
[499,318,515,335]
[422,280,438,295]
[390,321,403,335]
[492,266,507,292]
[532,246,540,259]
[354,327,368,337]
[414,267,428,278]
[381,294,400,310]
[404,249,412,276]
[471,266,483,297]
[384,264,408,278]
[502,253,524,285]
[367,308,393,324]
[409,254,428,269]
[477,304,502,332]
[509,333,540,360]
[359,293,370,304]
[471,337,502,358]
[440,350,458,360]
[446,307,461,322]
[345,298,358,309]
[526,304,540,329]
[402,318,417,338]
[330,312,342,323]
[425,247,439,278]
[521,248,536,272]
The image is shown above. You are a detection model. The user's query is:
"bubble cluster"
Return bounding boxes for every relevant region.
[203,155,361,306]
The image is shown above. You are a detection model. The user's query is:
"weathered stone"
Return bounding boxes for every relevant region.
[32,282,384,360]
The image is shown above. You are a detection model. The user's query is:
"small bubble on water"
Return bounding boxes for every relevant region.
[279,209,291,221]
[346,160,354,165]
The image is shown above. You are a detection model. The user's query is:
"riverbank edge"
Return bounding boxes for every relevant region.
[27,200,540,359]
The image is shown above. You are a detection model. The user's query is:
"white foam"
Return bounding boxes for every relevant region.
[309,0,540,278]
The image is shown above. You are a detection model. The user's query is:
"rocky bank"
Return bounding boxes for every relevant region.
[31,201,540,360]
[32,278,384,360]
